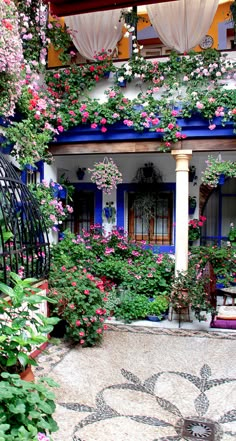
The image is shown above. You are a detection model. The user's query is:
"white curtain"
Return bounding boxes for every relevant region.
[65,10,123,61]
[146,0,219,53]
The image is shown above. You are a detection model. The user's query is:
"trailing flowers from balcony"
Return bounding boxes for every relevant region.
[201,155,236,187]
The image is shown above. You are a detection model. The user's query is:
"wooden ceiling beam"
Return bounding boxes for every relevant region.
[46,0,179,17]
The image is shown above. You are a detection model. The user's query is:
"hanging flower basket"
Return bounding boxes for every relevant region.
[88,157,123,194]
[202,155,236,187]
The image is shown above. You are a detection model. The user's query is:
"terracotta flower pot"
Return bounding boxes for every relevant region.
[20,365,35,382]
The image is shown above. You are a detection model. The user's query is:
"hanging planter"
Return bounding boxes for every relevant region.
[189,196,197,215]
[88,157,123,194]
[202,155,236,187]
[218,174,225,186]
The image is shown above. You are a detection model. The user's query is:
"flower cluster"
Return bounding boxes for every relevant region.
[201,155,236,187]
[0,0,24,116]
[49,265,108,347]
[28,179,73,230]
[188,216,207,242]
[88,157,123,194]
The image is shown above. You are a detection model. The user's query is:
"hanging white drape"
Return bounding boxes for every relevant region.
[146,0,219,53]
[65,10,123,61]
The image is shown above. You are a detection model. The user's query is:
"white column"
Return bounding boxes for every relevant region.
[171,150,192,275]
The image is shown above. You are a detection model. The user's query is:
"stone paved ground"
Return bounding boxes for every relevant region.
[35,324,236,441]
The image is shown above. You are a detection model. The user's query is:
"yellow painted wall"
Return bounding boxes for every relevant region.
[48,2,232,67]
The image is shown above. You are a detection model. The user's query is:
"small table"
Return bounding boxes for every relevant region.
[217,286,236,306]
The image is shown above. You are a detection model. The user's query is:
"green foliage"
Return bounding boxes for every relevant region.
[49,228,175,327]
[147,295,169,318]
[0,273,59,375]
[0,373,59,440]
[189,245,236,284]
[114,293,149,323]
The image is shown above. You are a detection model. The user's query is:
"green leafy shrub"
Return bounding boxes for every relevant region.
[0,273,59,375]
[0,373,59,441]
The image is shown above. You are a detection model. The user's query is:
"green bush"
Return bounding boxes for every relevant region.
[0,373,59,441]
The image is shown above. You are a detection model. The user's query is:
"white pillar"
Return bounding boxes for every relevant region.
[171,150,192,275]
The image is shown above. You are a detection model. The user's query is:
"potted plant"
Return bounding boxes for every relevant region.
[188,216,207,244]
[146,295,169,322]
[0,372,59,440]
[189,196,197,215]
[169,267,213,322]
[201,155,236,187]
[0,272,59,376]
[189,165,197,183]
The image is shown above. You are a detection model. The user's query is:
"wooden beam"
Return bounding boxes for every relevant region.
[47,0,179,17]
[182,138,236,151]
[49,138,236,155]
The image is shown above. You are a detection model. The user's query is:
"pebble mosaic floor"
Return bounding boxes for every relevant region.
[35,325,236,441]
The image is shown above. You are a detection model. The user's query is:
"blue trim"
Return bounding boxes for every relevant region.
[21,160,44,184]
[137,25,159,40]
[53,116,235,144]
[72,182,102,225]
[117,182,175,253]
[218,20,234,50]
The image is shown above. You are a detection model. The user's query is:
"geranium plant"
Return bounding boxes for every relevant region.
[28,179,73,230]
[188,216,207,242]
[201,155,236,187]
[49,262,108,347]
[88,157,123,194]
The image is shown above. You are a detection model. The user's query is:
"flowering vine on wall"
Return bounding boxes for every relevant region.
[0,0,236,168]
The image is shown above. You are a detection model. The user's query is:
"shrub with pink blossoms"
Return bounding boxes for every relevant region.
[49,264,108,347]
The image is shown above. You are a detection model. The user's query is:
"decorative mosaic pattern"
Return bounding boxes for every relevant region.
[58,364,236,441]
[106,323,236,340]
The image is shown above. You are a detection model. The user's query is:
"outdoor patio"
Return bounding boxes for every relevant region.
[35,318,236,441]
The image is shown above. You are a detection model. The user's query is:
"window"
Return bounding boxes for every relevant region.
[64,190,95,234]
[202,177,236,246]
[128,191,173,244]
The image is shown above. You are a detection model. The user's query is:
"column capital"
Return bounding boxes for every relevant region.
[171,150,192,160]
[171,150,192,172]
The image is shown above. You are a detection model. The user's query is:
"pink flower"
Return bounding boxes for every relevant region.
[76,320,81,326]
[91,123,98,129]
[84,290,90,295]
[100,117,107,125]
[61,266,66,271]
[167,123,174,130]
[79,331,85,336]
[80,339,85,344]
[208,124,216,130]
[57,125,64,132]
[101,126,107,133]
[71,281,77,286]
[69,304,75,309]
[96,328,103,334]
